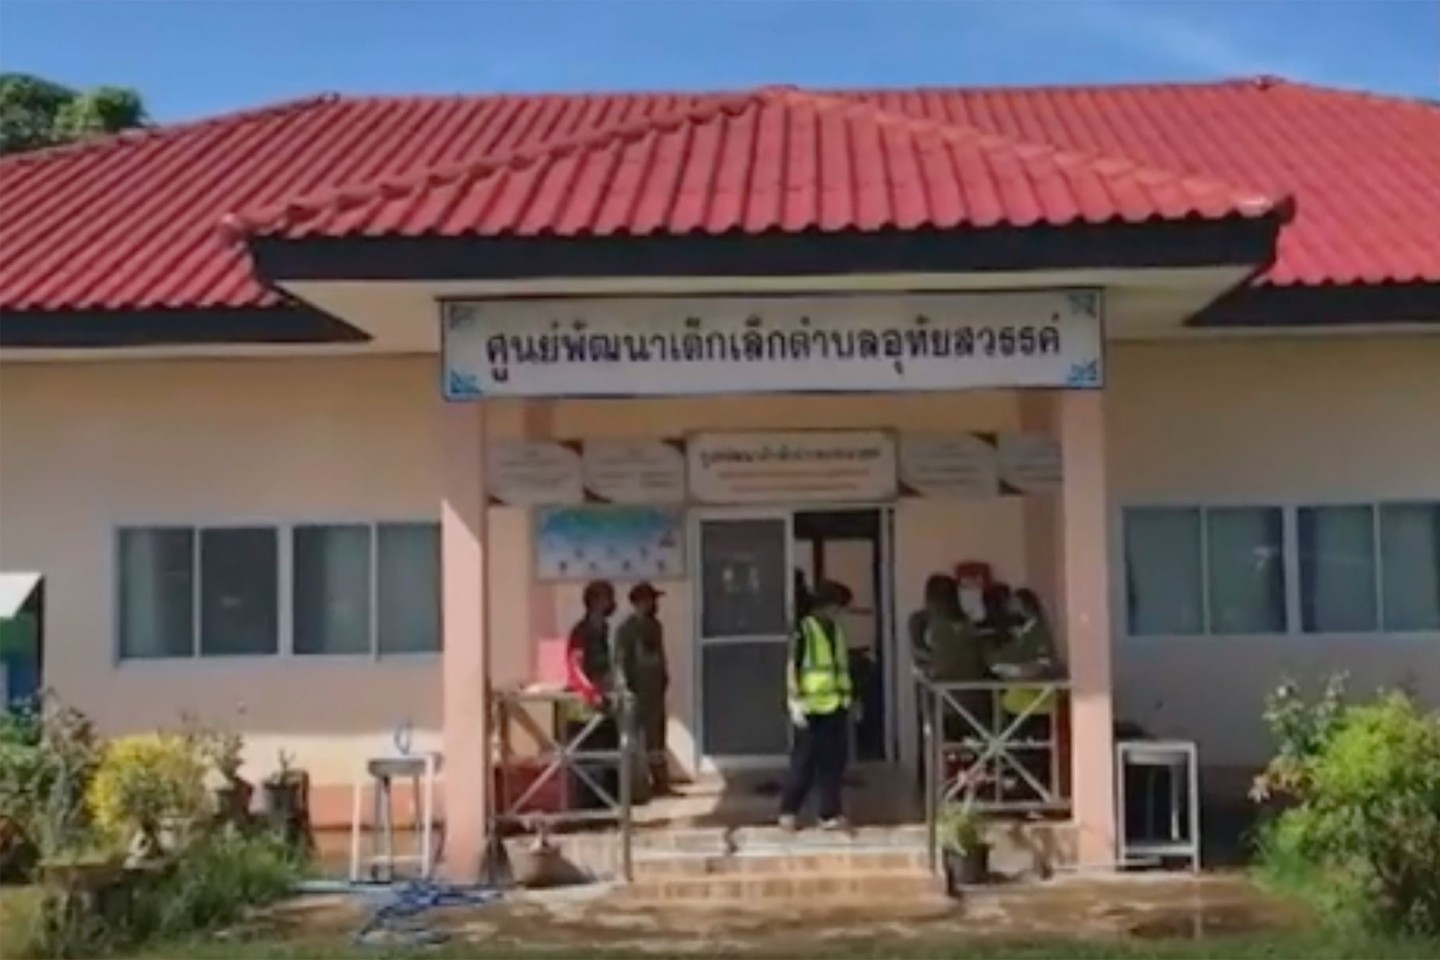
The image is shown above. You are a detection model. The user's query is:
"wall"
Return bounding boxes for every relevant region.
[1106,336,1440,770]
[0,360,1035,790]
[0,356,446,788]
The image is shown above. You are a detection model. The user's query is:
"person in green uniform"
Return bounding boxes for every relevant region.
[991,588,1061,802]
[919,578,992,744]
[615,582,671,796]
[566,580,618,810]
[992,587,1059,714]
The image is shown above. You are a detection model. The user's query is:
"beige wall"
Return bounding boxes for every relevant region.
[1106,336,1440,768]
[0,360,1035,785]
[7,334,1434,787]
[0,357,446,785]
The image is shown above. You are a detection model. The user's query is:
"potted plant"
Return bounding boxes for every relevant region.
[937,802,990,893]
[262,750,313,856]
[203,728,251,827]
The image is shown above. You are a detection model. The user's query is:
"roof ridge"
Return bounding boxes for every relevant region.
[772,88,1288,217]
[1253,76,1440,115]
[223,88,770,236]
[0,94,342,170]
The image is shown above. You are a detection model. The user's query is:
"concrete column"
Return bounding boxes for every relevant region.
[1060,389,1117,866]
[440,401,490,881]
[1018,392,1062,655]
[522,401,557,641]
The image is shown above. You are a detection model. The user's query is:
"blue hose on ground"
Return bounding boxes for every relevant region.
[351,879,502,947]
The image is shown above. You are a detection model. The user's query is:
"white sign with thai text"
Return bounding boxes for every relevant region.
[997,433,1062,493]
[582,440,687,504]
[899,434,1001,498]
[486,441,584,505]
[442,291,1103,400]
[687,431,897,504]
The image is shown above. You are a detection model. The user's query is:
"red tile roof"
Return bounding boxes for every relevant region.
[229,88,1282,241]
[1,78,1436,314]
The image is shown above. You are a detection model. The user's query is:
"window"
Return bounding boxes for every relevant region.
[1296,502,1440,633]
[118,521,439,661]
[293,522,441,656]
[1124,508,1203,636]
[1206,507,1286,635]
[1298,505,1377,633]
[1124,506,1286,636]
[1126,501,1440,638]
[1380,503,1440,632]
[118,526,278,659]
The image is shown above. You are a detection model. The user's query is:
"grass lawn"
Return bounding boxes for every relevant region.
[141,932,1440,960]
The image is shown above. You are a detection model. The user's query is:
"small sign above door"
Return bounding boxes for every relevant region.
[582,440,687,504]
[486,441,584,506]
[898,434,1001,498]
[687,431,898,504]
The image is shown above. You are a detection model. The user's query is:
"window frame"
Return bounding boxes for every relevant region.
[1121,498,1440,641]
[113,517,442,665]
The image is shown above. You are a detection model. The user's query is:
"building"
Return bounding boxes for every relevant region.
[2,78,1437,877]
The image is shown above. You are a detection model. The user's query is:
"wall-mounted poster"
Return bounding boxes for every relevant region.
[487,441,583,506]
[997,433,1062,493]
[898,434,1001,498]
[534,505,685,582]
[582,440,686,503]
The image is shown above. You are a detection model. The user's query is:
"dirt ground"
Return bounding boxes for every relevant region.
[251,873,1309,955]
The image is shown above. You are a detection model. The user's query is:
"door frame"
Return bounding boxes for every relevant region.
[690,506,797,774]
[689,503,897,775]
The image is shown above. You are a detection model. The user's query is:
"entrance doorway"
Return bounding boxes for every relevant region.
[692,508,892,770]
[792,509,888,762]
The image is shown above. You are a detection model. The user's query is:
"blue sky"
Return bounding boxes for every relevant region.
[2,0,1434,122]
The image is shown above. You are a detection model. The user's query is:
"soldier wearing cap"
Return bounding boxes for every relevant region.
[615,582,670,795]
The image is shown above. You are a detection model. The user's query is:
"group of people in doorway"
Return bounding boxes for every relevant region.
[558,566,1059,829]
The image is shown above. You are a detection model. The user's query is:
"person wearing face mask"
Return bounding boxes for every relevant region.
[779,579,854,832]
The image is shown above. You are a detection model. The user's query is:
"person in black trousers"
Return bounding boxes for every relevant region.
[779,579,854,831]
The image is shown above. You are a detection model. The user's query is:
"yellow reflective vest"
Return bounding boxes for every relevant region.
[788,616,852,715]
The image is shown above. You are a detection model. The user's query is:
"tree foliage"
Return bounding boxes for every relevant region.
[0,73,146,155]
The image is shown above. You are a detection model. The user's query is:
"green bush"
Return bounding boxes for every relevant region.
[1255,684,1440,937]
[87,733,208,856]
[133,830,302,941]
[0,830,304,958]
[0,695,103,877]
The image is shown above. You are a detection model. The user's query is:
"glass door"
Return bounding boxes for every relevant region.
[693,511,794,768]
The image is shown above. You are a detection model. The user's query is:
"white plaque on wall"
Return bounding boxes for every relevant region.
[998,433,1062,493]
[687,431,897,504]
[582,440,686,503]
[486,441,584,505]
[899,434,1000,498]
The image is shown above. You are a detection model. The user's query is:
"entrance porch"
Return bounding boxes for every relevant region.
[440,379,1118,880]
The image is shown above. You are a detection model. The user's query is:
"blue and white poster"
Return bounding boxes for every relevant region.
[534,506,685,582]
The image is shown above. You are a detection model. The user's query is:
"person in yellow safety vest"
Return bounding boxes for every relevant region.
[779,579,854,832]
[991,588,1059,718]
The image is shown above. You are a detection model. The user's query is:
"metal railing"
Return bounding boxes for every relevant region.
[918,675,1071,871]
[491,687,636,881]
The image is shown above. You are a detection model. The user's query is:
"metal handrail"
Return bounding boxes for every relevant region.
[491,687,636,881]
[917,674,1072,873]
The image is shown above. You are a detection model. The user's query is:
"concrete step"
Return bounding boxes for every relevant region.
[633,823,929,855]
[624,869,943,903]
[633,846,929,878]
